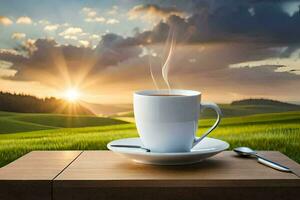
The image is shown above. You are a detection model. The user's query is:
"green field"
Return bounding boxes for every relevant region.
[0,111,300,167]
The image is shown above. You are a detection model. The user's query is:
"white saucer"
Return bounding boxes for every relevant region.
[107,137,229,165]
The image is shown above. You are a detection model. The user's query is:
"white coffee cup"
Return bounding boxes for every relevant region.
[134,89,222,153]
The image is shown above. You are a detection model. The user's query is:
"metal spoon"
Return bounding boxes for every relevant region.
[110,144,150,152]
[234,147,291,172]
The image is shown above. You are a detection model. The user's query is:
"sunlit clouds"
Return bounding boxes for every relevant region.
[44,24,59,31]
[59,27,83,38]
[16,16,32,24]
[81,7,119,24]
[230,49,300,75]
[0,0,300,104]
[11,33,26,40]
[107,6,119,15]
[128,4,186,22]
[79,40,90,47]
[0,60,15,78]
[106,19,119,24]
[82,7,105,22]
[0,16,13,25]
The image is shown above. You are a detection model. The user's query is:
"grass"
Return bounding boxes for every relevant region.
[0,111,299,167]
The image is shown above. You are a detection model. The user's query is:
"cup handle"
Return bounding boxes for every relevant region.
[192,102,222,147]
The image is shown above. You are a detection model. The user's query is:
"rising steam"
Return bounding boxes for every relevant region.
[161,32,175,90]
[149,55,159,90]
[149,31,176,90]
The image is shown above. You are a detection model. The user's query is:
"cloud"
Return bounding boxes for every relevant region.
[0,49,24,65]
[81,7,106,23]
[0,60,16,78]
[127,1,300,44]
[0,16,13,25]
[106,19,119,24]
[230,48,300,75]
[38,19,50,25]
[1,38,300,103]
[79,40,90,47]
[16,16,32,24]
[0,49,22,56]
[90,34,100,40]
[89,43,300,103]
[83,7,97,18]
[81,7,94,15]
[248,7,255,16]
[59,27,82,36]
[22,39,37,54]
[0,36,142,88]
[0,39,94,86]
[58,27,93,45]
[85,17,105,23]
[63,35,78,40]
[94,33,142,66]
[59,27,84,40]
[107,6,119,15]
[281,1,300,17]
[81,7,120,24]
[128,4,186,20]
[44,24,59,31]
[11,33,26,40]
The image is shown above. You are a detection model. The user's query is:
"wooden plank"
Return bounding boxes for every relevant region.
[55,151,300,185]
[53,151,300,200]
[259,151,300,178]
[53,187,300,200]
[0,151,82,200]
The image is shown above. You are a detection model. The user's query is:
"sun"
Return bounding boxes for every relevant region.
[65,88,80,102]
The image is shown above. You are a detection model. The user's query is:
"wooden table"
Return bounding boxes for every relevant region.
[0,151,299,200]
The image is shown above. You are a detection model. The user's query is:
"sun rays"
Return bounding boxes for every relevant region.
[65,88,80,102]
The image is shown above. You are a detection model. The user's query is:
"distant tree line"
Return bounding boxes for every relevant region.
[0,91,92,115]
[231,98,298,107]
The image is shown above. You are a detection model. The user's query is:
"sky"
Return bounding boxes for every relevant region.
[0,0,300,104]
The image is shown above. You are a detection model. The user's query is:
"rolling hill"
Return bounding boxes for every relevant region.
[0,112,128,134]
[81,102,132,115]
[231,98,300,106]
